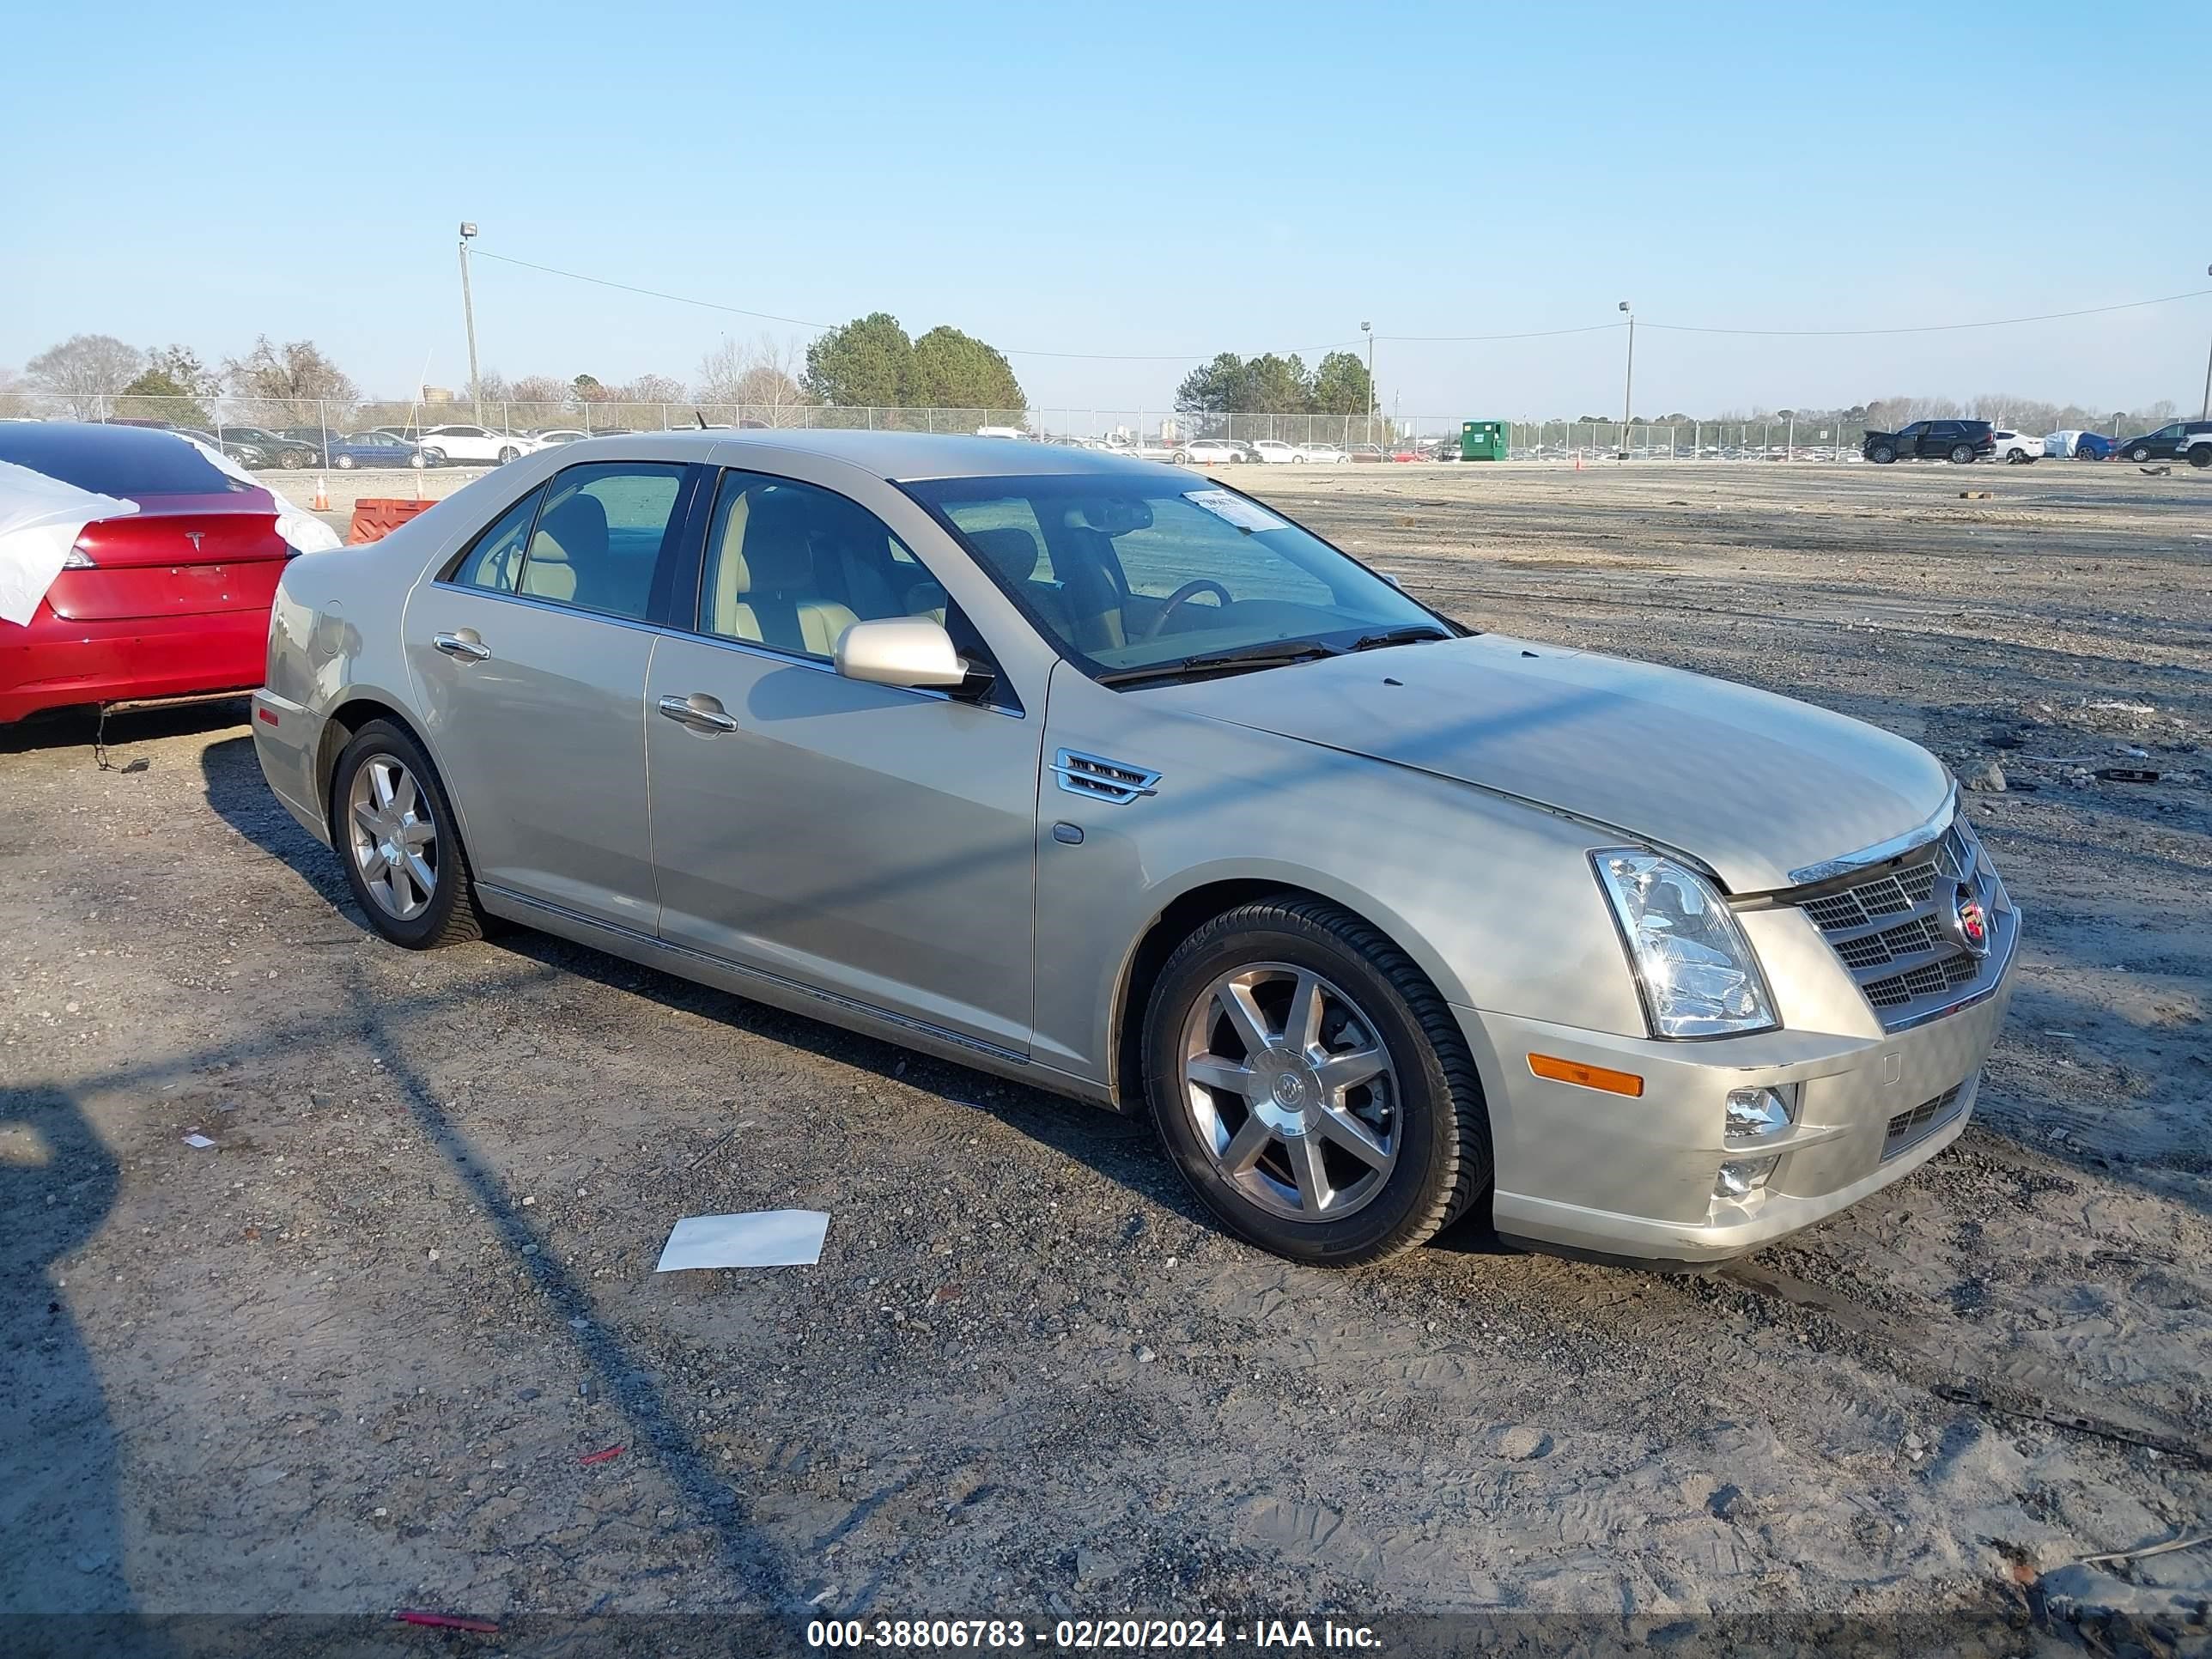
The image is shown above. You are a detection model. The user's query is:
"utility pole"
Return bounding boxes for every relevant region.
[1361,320,1375,441]
[2202,264,2212,421]
[458,222,482,423]
[1618,301,1634,459]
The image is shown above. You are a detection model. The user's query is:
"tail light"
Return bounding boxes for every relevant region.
[63,544,96,568]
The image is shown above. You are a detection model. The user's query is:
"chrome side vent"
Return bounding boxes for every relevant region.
[1052,749,1160,805]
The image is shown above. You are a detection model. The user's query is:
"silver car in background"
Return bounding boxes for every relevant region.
[251,433,2017,1269]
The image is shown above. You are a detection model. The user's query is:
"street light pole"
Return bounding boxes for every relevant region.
[458,222,483,423]
[1618,301,1635,459]
[1361,320,1374,440]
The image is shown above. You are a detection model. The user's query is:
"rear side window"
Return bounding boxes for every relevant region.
[448,487,544,593]
[516,464,688,621]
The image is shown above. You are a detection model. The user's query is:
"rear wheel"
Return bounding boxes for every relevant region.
[2189,445,2211,470]
[331,720,486,950]
[1869,443,1897,465]
[1144,896,1491,1266]
[497,446,520,464]
[1948,443,1975,464]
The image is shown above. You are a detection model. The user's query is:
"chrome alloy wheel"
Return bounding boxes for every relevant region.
[347,754,440,921]
[1179,963,1401,1221]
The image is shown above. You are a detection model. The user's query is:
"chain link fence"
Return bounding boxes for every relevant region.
[2,391,1886,465]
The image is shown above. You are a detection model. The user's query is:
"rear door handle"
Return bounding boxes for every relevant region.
[659,692,738,733]
[433,630,491,662]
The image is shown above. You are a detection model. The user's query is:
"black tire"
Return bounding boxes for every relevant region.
[329,720,486,951]
[1948,443,1975,465]
[2124,444,2148,464]
[2189,446,2211,470]
[420,447,447,467]
[497,446,520,464]
[1869,443,1896,465]
[335,453,356,470]
[1143,895,1492,1267]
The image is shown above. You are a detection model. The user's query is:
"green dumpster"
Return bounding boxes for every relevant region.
[1460,420,1507,462]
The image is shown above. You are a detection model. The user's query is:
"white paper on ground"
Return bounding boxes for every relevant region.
[654,1210,829,1271]
[0,461,140,627]
[183,439,342,554]
[181,1132,216,1149]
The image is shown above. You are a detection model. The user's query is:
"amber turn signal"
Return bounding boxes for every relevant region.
[1528,1053,1644,1097]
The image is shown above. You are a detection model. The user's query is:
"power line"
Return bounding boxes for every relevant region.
[1638,289,2212,338]
[1378,323,1628,343]
[471,245,2211,358]
[473,246,1355,363]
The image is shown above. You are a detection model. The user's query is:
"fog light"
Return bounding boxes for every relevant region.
[1715,1156,1779,1199]
[1724,1085,1795,1141]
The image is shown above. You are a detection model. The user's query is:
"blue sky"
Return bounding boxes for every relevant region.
[4,1,2207,419]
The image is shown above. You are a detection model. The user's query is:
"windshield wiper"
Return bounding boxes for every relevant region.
[1093,640,1342,688]
[1346,624,1452,653]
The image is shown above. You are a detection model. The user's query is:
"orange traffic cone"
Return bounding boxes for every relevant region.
[313,476,330,512]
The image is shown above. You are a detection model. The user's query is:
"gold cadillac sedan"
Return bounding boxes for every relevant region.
[251,432,2017,1269]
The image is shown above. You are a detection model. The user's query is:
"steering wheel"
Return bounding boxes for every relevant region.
[1141,578,1232,640]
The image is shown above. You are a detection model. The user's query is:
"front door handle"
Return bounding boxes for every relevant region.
[658,692,738,733]
[433,629,491,662]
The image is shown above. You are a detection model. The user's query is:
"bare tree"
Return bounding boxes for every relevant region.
[223,336,360,426]
[696,334,811,427]
[25,333,144,418]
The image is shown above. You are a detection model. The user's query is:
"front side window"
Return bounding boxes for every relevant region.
[904,475,1453,685]
[515,463,686,620]
[697,471,951,659]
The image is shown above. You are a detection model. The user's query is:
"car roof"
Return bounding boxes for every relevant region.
[0,421,210,473]
[546,428,1195,483]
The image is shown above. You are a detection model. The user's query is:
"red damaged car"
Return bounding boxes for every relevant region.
[0,423,292,725]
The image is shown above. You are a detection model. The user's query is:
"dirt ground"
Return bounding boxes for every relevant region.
[3,460,2208,1653]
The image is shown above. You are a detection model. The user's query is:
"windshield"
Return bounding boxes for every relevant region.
[902,474,1455,684]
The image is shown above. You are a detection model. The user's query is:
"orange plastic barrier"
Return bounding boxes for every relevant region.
[347,498,437,544]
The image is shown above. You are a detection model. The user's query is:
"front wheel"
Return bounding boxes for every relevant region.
[2189,446,2211,470]
[331,720,486,950]
[1948,443,1976,465]
[1869,444,1897,465]
[335,453,356,470]
[497,446,520,463]
[419,447,447,467]
[2125,444,2152,464]
[1144,896,1491,1266]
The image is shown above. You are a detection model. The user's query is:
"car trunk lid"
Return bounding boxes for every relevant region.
[49,494,289,622]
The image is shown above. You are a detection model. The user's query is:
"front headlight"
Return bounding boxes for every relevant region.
[1590,850,1778,1038]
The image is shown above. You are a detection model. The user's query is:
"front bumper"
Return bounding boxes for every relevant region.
[1462,933,2018,1267]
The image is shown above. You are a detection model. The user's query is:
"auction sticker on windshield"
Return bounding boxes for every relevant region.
[1183,489,1291,534]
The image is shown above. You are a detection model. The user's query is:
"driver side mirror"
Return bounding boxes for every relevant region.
[835,618,981,695]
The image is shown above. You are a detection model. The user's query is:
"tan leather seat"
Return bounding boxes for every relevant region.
[966,526,1073,638]
[709,484,857,656]
[520,490,607,605]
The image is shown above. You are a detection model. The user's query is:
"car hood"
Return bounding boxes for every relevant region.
[1170,634,1952,893]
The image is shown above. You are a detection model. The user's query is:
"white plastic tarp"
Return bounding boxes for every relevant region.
[183,438,342,554]
[0,460,138,628]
